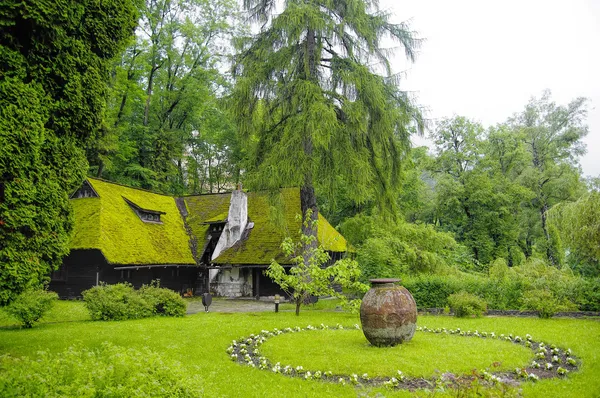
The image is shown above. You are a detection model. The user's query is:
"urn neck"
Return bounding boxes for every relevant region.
[369,278,401,288]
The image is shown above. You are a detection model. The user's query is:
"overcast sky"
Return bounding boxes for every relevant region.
[378,0,600,177]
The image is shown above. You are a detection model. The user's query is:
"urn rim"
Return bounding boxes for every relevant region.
[369,278,401,285]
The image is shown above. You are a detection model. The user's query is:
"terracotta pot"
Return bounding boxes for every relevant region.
[360,278,417,346]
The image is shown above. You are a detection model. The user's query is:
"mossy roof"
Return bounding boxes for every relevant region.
[184,188,348,265]
[70,178,195,265]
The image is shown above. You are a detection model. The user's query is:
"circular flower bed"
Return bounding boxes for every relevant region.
[226,323,579,391]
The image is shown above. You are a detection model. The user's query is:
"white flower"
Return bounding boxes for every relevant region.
[354,324,361,329]
[338,378,346,385]
[314,371,322,379]
[557,367,569,375]
[567,357,577,366]
[531,361,540,369]
[361,373,369,380]
[528,373,539,381]
[552,355,561,363]
[545,363,553,370]
[304,371,312,379]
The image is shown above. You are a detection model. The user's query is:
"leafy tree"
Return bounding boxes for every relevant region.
[339,213,472,278]
[510,91,588,265]
[0,0,137,304]
[549,192,600,276]
[429,116,525,266]
[266,213,367,315]
[93,0,243,194]
[232,0,422,247]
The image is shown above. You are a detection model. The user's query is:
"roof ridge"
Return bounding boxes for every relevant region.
[87,177,174,197]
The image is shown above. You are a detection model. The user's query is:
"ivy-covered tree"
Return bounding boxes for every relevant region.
[232,0,422,247]
[0,0,138,304]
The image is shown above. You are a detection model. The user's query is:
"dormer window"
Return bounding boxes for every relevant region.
[210,223,225,232]
[71,180,99,199]
[123,197,165,224]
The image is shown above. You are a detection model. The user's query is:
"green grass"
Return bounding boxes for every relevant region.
[0,301,599,397]
[259,329,533,378]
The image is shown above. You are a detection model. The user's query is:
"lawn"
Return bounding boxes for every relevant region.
[0,301,599,397]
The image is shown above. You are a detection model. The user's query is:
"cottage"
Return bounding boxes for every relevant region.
[50,178,348,298]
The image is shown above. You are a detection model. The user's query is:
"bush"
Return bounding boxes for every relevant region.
[447,291,487,318]
[521,289,576,319]
[82,282,187,321]
[139,283,186,317]
[0,342,202,397]
[82,283,153,321]
[4,289,58,328]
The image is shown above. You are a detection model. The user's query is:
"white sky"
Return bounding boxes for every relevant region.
[379,0,600,177]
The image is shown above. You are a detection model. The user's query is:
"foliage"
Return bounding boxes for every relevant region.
[139,282,186,317]
[83,283,153,321]
[4,289,58,328]
[402,258,597,312]
[82,282,186,321]
[232,0,423,244]
[0,0,138,304]
[265,213,367,315]
[510,90,588,266]
[549,192,600,277]
[0,342,202,397]
[447,291,487,318]
[521,289,575,319]
[339,213,472,279]
[95,0,243,194]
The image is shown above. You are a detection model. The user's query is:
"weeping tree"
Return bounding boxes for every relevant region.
[231,0,423,249]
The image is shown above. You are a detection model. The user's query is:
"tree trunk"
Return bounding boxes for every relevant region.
[540,203,557,266]
[295,299,301,316]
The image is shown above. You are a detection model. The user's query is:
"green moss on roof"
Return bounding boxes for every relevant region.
[70,179,347,266]
[183,193,231,250]
[70,178,195,265]
[212,188,348,265]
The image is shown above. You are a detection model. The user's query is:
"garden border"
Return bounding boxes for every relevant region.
[227,324,579,391]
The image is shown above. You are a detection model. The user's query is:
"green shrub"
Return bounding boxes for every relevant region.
[4,289,58,328]
[82,282,187,321]
[139,283,186,317]
[0,342,202,397]
[82,283,153,321]
[447,291,487,318]
[403,275,458,308]
[521,289,576,319]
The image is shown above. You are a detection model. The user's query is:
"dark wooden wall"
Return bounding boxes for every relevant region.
[49,249,204,298]
[252,267,287,297]
[49,249,106,298]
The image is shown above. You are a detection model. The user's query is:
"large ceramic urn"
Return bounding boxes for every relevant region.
[360,278,417,347]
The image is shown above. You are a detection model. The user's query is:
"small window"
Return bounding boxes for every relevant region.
[71,181,99,199]
[123,197,165,224]
[120,270,131,280]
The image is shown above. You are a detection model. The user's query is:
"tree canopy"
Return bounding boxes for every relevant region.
[231,0,423,243]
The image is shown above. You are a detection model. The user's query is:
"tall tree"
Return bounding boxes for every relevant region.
[91,0,242,194]
[232,0,422,248]
[511,91,588,266]
[0,0,137,304]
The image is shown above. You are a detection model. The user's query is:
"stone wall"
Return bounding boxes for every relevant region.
[211,268,252,297]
